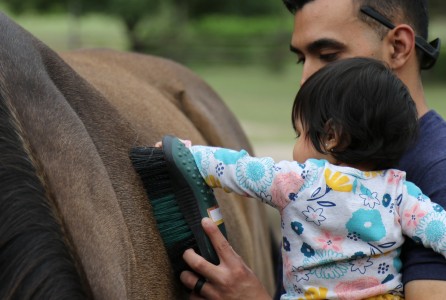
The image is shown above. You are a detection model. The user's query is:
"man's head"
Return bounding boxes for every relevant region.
[284,0,429,41]
[286,0,434,86]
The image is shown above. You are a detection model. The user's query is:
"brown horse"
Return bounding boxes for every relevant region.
[0,12,275,299]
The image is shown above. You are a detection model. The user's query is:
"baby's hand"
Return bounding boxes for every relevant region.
[154,139,191,148]
[180,139,192,148]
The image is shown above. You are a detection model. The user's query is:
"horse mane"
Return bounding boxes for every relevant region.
[0,89,92,298]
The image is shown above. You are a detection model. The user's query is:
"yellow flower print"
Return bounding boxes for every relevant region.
[363,171,383,178]
[298,287,328,300]
[205,175,231,193]
[324,169,353,192]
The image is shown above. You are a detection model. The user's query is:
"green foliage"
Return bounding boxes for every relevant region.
[429,0,446,16]
[141,14,292,71]
[6,0,64,14]
[184,0,282,18]
[423,46,446,83]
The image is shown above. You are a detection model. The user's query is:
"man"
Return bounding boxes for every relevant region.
[179,0,446,299]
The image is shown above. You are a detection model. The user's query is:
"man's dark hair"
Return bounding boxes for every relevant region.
[291,57,418,170]
[282,0,430,67]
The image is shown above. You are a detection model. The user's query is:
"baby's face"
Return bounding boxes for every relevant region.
[292,120,335,163]
[293,120,318,162]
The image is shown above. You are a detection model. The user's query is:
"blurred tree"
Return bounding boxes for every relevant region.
[5,0,160,51]
[4,0,282,51]
[429,0,446,16]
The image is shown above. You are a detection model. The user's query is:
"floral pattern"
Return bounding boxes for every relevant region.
[298,287,328,300]
[346,209,386,242]
[359,190,380,209]
[403,203,427,230]
[387,170,404,185]
[314,231,344,252]
[415,212,446,246]
[188,145,446,299]
[302,206,326,226]
[291,221,304,236]
[334,277,386,300]
[270,171,305,210]
[304,250,349,279]
[235,157,274,194]
[325,169,353,192]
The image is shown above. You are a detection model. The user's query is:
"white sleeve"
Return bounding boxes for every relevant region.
[189,145,307,211]
[397,180,446,257]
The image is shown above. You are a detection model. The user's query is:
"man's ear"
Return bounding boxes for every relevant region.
[386,24,416,70]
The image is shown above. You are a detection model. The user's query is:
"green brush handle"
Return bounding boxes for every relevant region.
[163,135,227,265]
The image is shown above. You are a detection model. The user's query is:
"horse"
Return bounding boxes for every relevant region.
[0,12,275,299]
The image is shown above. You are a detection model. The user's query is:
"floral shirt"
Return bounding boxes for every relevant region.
[189,146,446,300]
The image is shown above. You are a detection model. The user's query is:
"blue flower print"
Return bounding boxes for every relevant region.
[351,251,366,259]
[283,236,291,252]
[378,262,390,274]
[415,212,446,246]
[393,248,402,272]
[235,157,274,194]
[382,193,392,208]
[434,204,444,213]
[346,209,386,242]
[214,148,248,165]
[301,164,320,190]
[405,181,428,202]
[215,162,225,176]
[289,193,298,201]
[304,250,349,279]
[192,151,203,167]
[302,206,326,226]
[308,158,326,168]
[192,147,212,177]
[291,221,304,235]
[301,242,315,257]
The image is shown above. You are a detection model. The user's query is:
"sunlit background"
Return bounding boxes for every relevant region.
[2,0,445,161]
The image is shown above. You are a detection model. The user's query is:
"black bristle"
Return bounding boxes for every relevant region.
[130,138,224,278]
[130,146,199,274]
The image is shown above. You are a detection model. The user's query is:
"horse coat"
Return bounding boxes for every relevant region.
[0,12,275,299]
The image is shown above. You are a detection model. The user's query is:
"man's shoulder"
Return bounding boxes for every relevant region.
[399,110,446,198]
[419,110,446,139]
[404,110,446,162]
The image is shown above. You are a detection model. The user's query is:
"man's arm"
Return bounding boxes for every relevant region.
[405,280,446,299]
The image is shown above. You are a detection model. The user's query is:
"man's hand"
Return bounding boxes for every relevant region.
[180,218,271,300]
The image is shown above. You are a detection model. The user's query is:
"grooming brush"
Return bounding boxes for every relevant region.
[130,135,226,276]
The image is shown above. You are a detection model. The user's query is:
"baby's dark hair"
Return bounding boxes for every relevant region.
[292,57,418,170]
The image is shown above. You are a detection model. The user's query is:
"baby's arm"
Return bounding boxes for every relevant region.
[398,181,446,257]
[189,145,305,210]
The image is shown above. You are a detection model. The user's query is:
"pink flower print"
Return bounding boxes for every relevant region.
[334,277,386,300]
[270,172,305,211]
[387,170,404,185]
[315,231,344,252]
[403,203,426,229]
[283,252,293,282]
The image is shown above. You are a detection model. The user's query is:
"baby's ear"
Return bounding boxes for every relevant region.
[323,119,346,152]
